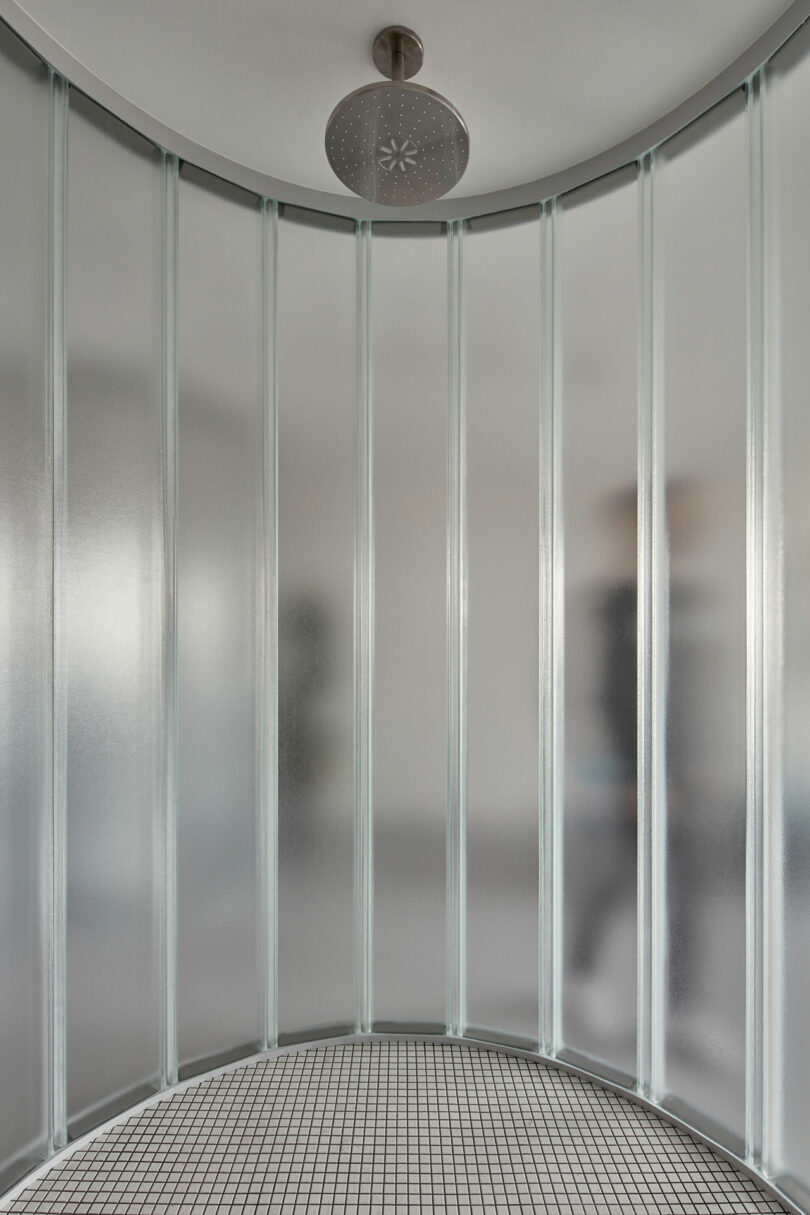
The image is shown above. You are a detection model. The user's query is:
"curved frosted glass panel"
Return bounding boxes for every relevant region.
[0,25,49,1184]
[658,94,748,1142]
[3,10,810,1210]
[372,229,447,1027]
[277,214,355,1036]
[767,23,810,1193]
[177,173,262,1068]
[560,173,638,1078]
[466,215,540,1042]
[65,93,163,1126]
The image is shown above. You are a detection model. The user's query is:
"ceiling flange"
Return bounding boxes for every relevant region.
[372,26,424,81]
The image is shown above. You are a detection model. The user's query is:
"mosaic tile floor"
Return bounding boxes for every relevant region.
[4,1040,786,1214]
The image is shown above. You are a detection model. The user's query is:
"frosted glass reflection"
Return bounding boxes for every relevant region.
[277,216,355,1035]
[466,217,540,1041]
[65,95,163,1123]
[372,231,447,1026]
[660,96,747,1139]
[0,26,49,1177]
[560,175,638,1076]
[178,175,262,1066]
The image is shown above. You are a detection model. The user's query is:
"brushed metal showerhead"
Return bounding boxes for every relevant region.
[325,26,469,207]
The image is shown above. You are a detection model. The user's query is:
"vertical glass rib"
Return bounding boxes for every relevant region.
[539,199,562,1056]
[259,198,279,1051]
[761,66,784,1179]
[47,68,68,1153]
[446,219,467,1038]
[649,152,668,1103]
[159,151,179,1089]
[549,200,565,1055]
[354,218,374,1035]
[637,152,666,1099]
[636,154,651,1096]
[745,71,766,1170]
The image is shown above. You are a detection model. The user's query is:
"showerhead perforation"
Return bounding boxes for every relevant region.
[325,26,469,206]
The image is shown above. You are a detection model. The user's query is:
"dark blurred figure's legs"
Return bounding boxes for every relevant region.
[572,815,636,975]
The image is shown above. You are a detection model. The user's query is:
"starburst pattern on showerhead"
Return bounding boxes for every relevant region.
[378,137,419,173]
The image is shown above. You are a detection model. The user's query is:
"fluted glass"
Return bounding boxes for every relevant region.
[177,171,263,1069]
[371,228,448,1027]
[766,21,810,1193]
[65,91,163,1127]
[0,23,50,1184]
[276,213,356,1037]
[658,92,748,1143]
[559,172,638,1078]
[465,214,541,1042]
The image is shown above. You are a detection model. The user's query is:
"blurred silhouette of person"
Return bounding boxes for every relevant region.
[663,481,700,1007]
[572,481,695,1003]
[278,593,331,854]
[572,487,637,977]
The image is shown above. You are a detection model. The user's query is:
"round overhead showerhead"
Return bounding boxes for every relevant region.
[325,26,469,207]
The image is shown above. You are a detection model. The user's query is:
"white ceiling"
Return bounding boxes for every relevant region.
[11,0,794,199]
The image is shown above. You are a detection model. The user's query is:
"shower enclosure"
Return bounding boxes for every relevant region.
[1,4,809,1212]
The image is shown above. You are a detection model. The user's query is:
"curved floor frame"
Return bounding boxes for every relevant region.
[0,1032,801,1215]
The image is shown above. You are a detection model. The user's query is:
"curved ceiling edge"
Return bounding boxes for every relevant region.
[1,0,808,221]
